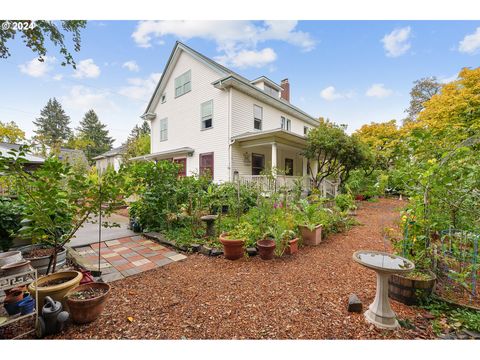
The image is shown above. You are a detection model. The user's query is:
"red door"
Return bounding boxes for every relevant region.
[199,152,214,179]
[173,158,187,177]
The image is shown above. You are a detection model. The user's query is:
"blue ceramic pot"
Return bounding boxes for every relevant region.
[4,299,22,315]
[18,296,35,315]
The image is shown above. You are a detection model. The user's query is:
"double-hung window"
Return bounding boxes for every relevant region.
[281,116,286,130]
[160,118,168,142]
[286,118,291,131]
[174,70,191,97]
[201,100,213,130]
[304,126,310,135]
[254,105,263,130]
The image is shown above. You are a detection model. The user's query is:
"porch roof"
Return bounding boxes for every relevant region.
[231,128,307,148]
[130,147,194,161]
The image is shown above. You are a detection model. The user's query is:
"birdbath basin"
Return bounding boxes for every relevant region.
[353,250,414,330]
[200,215,218,237]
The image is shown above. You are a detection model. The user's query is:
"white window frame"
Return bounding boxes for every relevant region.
[304,126,310,135]
[286,118,291,131]
[201,100,213,130]
[160,118,168,142]
[254,105,263,130]
[174,70,191,98]
[281,116,286,130]
[161,93,166,103]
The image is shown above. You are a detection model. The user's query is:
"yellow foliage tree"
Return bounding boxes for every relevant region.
[0,121,26,143]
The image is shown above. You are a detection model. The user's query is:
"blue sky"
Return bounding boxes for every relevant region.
[1,20,480,146]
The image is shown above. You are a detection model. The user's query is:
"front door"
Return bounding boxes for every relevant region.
[199,152,214,179]
[252,153,265,175]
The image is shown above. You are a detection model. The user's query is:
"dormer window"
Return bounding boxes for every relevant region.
[264,83,279,98]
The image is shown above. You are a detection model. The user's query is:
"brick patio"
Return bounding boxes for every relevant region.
[71,235,187,282]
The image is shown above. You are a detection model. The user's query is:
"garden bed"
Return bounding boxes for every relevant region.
[48,198,436,340]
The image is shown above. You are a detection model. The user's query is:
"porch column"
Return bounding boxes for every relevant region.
[271,142,277,170]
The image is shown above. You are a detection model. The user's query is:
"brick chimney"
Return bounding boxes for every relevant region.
[280,78,290,102]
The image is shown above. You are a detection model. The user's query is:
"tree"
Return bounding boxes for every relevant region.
[76,109,114,162]
[355,120,401,170]
[0,121,25,143]
[404,77,442,123]
[303,120,368,189]
[0,20,87,68]
[124,121,151,160]
[33,98,72,147]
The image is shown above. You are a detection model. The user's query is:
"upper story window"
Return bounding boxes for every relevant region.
[304,126,310,135]
[281,116,291,131]
[161,93,166,103]
[174,70,191,98]
[264,84,279,98]
[254,105,263,130]
[201,100,213,130]
[160,118,168,142]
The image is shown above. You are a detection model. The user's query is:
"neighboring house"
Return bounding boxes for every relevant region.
[93,146,126,173]
[30,143,89,168]
[134,41,336,194]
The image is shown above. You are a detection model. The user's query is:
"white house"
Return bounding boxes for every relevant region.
[134,41,336,195]
[93,145,126,173]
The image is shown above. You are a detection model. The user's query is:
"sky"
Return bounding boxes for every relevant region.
[1,20,480,147]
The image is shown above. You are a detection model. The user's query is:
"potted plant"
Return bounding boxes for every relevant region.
[65,282,111,324]
[296,199,323,246]
[0,146,124,275]
[219,222,252,260]
[388,269,437,305]
[282,230,299,255]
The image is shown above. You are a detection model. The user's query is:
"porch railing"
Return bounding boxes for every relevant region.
[238,175,339,197]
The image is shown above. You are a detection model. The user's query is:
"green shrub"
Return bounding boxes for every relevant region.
[0,197,23,251]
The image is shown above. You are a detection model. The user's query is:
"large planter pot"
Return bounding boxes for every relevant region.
[257,239,276,260]
[28,271,82,307]
[0,251,23,267]
[19,244,67,275]
[219,233,245,260]
[388,270,437,305]
[65,282,111,324]
[284,238,299,255]
[299,225,322,246]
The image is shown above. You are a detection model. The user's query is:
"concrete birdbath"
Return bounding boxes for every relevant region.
[353,250,414,330]
[200,215,218,237]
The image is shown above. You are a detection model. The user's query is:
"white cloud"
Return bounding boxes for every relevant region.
[365,84,393,98]
[381,27,412,57]
[18,56,55,77]
[52,74,63,81]
[119,73,162,101]
[458,27,480,54]
[62,85,115,112]
[73,59,101,79]
[438,74,458,84]
[215,48,277,69]
[131,20,315,68]
[320,86,354,101]
[122,60,140,72]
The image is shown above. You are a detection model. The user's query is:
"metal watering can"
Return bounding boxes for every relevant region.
[36,296,69,338]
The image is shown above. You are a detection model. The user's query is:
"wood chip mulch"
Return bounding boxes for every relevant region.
[51,198,437,339]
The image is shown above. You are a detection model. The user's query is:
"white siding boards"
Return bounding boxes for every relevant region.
[147,42,317,183]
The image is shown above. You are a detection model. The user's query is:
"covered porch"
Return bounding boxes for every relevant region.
[231,129,308,193]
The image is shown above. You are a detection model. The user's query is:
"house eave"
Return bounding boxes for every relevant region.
[213,75,319,127]
[130,147,195,161]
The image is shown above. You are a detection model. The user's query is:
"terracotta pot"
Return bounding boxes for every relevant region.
[28,270,83,307]
[355,194,365,201]
[299,225,322,246]
[4,289,24,304]
[257,239,276,260]
[219,233,245,260]
[65,282,111,324]
[285,238,299,255]
[1,260,32,277]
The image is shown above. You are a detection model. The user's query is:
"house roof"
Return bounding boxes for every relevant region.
[0,142,45,163]
[130,147,194,161]
[92,146,126,160]
[142,41,318,126]
[231,129,307,148]
[250,76,283,91]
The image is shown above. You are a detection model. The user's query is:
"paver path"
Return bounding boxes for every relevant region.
[71,235,187,282]
[54,198,436,339]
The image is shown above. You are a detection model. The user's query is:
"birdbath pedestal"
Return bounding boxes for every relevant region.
[201,215,218,238]
[353,250,414,330]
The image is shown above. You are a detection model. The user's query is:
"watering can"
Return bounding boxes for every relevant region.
[36,296,69,338]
